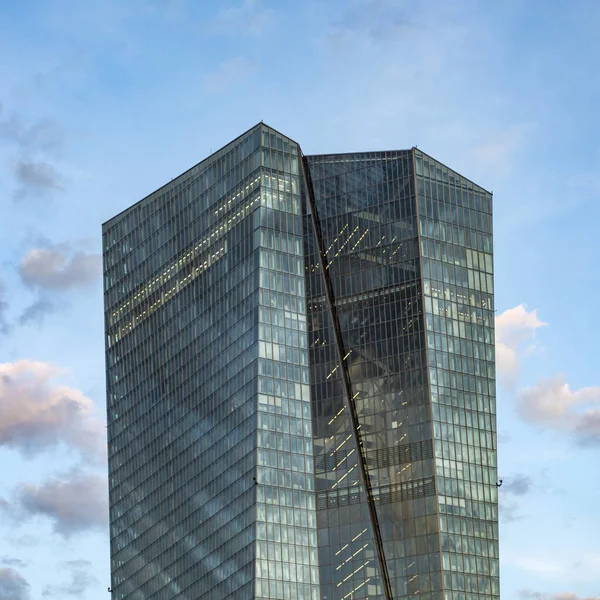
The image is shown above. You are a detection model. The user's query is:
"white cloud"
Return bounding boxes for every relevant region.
[517,375,600,446]
[203,57,258,93]
[0,360,105,461]
[496,306,600,445]
[495,304,547,388]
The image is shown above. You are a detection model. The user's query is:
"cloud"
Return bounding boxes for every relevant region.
[510,553,600,585]
[520,591,600,600]
[12,160,64,192]
[498,473,533,522]
[42,560,99,597]
[0,106,64,154]
[0,567,31,600]
[495,304,547,388]
[5,536,37,550]
[328,0,419,44]
[0,360,105,461]
[472,123,536,175]
[203,57,258,93]
[0,104,66,200]
[0,558,28,568]
[208,0,275,36]
[2,470,108,538]
[18,244,101,291]
[517,375,600,446]
[0,277,9,335]
[514,557,569,579]
[18,296,59,327]
[502,473,533,496]
[496,306,600,445]
[499,497,523,523]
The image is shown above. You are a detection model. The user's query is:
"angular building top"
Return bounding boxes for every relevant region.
[103,123,498,600]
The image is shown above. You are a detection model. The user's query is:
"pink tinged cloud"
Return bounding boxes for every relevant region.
[14,470,108,538]
[0,360,106,462]
[18,246,101,291]
[517,375,600,446]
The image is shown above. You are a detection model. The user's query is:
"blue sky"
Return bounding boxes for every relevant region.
[0,0,599,598]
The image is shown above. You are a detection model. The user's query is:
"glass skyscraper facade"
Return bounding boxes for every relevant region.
[103,123,498,600]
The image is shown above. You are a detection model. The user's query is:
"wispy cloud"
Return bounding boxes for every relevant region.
[203,57,258,93]
[514,557,570,579]
[0,360,105,461]
[0,103,66,201]
[502,473,533,496]
[0,557,28,569]
[498,473,533,522]
[509,553,600,585]
[0,105,64,154]
[18,296,59,328]
[208,0,275,36]
[0,277,10,336]
[520,593,600,600]
[499,498,523,523]
[42,560,99,597]
[327,0,420,45]
[472,123,537,176]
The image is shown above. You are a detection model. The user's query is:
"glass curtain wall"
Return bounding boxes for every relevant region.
[255,125,321,600]
[415,150,500,599]
[104,127,263,600]
[304,152,441,599]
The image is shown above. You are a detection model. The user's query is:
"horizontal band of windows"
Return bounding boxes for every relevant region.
[316,477,436,510]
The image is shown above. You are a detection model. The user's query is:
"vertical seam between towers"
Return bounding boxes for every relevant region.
[412,148,445,595]
[301,155,394,600]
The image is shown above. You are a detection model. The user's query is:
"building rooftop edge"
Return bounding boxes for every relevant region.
[103,130,492,231]
[102,121,267,229]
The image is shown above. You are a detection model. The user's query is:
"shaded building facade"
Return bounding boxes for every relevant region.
[103,123,498,600]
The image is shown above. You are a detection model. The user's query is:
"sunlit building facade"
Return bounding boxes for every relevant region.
[103,123,499,600]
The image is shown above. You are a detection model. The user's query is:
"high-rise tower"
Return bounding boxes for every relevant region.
[103,123,498,600]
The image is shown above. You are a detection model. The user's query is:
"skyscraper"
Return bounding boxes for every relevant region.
[103,123,499,600]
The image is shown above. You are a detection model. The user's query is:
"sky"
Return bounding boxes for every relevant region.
[0,0,599,598]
